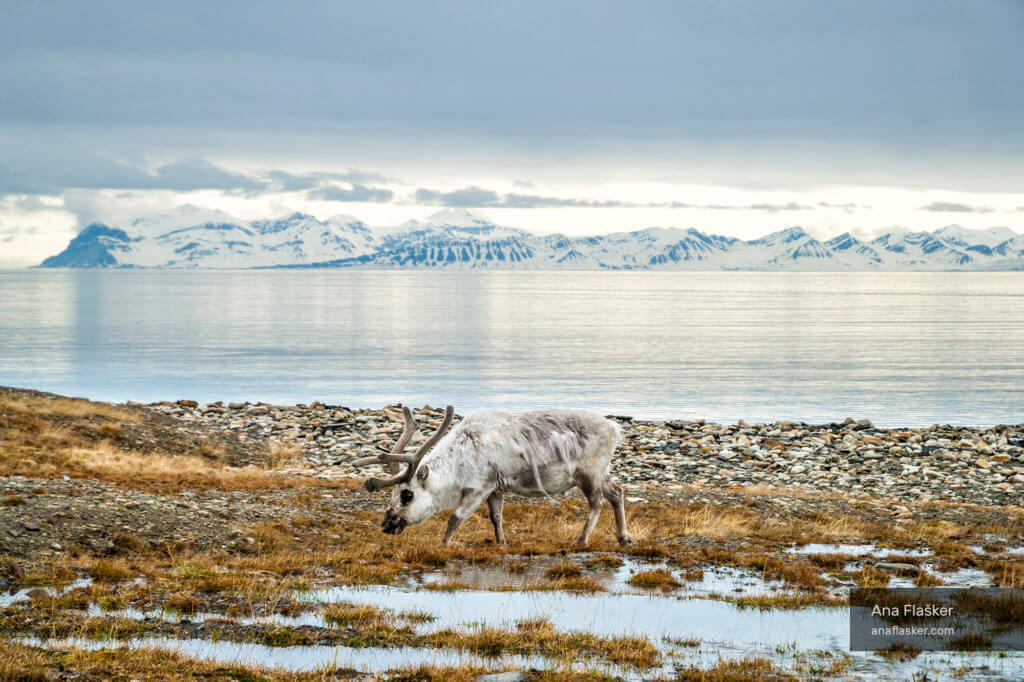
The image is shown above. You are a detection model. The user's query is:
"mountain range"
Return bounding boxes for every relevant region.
[39,206,1024,270]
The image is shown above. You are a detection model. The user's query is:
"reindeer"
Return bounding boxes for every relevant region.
[352,405,632,547]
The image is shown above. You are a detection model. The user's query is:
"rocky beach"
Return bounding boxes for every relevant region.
[151,399,1024,506]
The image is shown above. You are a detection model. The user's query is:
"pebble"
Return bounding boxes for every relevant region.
[147,402,1024,506]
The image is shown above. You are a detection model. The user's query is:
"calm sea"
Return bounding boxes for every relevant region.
[1,270,1021,427]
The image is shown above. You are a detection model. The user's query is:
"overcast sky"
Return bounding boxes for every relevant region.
[3,1,1024,266]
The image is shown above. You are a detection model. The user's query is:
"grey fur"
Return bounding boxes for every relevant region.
[369,407,632,547]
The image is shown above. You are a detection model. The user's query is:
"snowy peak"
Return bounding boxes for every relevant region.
[38,210,1024,270]
[40,223,134,268]
[934,225,1018,248]
[824,233,883,264]
[424,207,496,228]
[871,231,975,266]
[129,205,237,235]
[748,226,810,246]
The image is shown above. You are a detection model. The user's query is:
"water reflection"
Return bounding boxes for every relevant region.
[1,270,1021,426]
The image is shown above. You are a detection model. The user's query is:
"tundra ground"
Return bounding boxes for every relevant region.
[3,386,1024,680]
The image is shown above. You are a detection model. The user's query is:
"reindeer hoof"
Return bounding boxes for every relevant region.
[618,535,633,548]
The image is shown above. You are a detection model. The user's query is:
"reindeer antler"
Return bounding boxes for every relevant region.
[352,405,454,493]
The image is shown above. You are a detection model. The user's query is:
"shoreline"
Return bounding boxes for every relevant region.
[144,397,1024,507]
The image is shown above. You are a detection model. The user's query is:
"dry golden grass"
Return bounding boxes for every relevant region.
[627,568,681,591]
[388,666,617,682]
[89,558,135,582]
[0,640,360,681]
[876,642,922,662]
[323,601,393,626]
[268,442,304,468]
[670,505,756,538]
[545,560,582,579]
[6,606,658,671]
[0,390,334,491]
[542,575,606,592]
[932,541,982,570]
[674,656,796,681]
[729,592,846,610]
[954,589,1024,625]
[420,617,659,668]
[0,642,51,682]
[987,559,1024,588]
[60,441,315,491]
[0,391,142,423]
[854,565,891,588]
[322,601,434,627]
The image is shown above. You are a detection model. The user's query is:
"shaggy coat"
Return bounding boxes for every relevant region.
[359,407,632,547]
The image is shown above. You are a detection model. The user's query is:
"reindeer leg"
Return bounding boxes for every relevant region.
[602,479,632,547]
[576,477,605,547]
[486,490,506,545]
[442,487,493,547]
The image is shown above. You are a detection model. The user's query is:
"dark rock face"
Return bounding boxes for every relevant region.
[39,224,131,267]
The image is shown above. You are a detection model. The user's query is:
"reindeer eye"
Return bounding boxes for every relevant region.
[400,489,414,505]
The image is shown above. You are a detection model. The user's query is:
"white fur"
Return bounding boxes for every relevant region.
[377,408,631,546]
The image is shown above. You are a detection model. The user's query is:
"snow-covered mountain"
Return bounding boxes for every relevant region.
[39,206,1024,270]
[41,205,376,268]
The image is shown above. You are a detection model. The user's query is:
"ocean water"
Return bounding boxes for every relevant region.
[1,270,1021,426]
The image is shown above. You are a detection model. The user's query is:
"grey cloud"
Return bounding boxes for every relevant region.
[0,146,268,195]
[12,196,52,211]
[414,187,632,208]
[415,188,821,211]
[4,1,1024,194]
[261,169,398,195]
[415,187,501,207]
[817,201,863,212]
[0,140,396,200]
[150,160,266,193]
[263,170,320,192]
[316,170,397,185]
[0,225,36,241]
[746,202,813,213]
[500,194,630,208]
[668,201,812,212]
[921,202,994,213]
[307,183,394,202]
[264,169,398,193]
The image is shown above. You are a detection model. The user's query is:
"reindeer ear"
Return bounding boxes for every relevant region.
[416,464,429,483]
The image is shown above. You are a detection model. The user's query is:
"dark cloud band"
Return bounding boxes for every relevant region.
[921,202,994,213]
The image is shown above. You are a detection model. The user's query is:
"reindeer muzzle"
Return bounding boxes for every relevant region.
[381,512,407,535]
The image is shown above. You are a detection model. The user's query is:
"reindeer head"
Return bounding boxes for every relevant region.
[351,405,454,535]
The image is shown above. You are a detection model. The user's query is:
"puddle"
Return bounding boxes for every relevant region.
[1,579,94,608]
[18,636,577,676]
[887,567,993,589]
[677,565,786,598]
[415,554,789,600]
[12,570,1024,680]
[7,555,1024,679]
[417,554,639,593]
[791,544,933,558]
[302,583,848,650]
